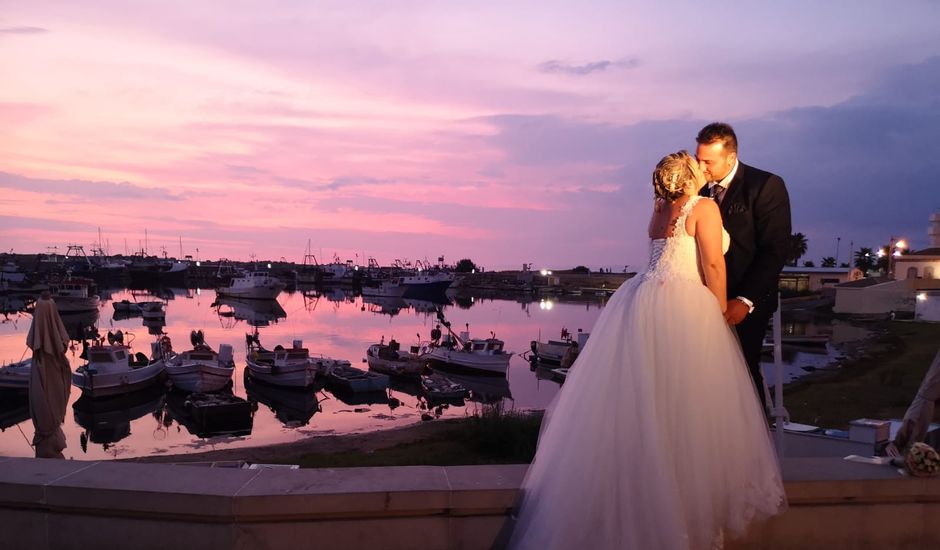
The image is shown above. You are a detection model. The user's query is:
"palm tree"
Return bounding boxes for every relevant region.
[786,233,808,266]
[854,247,876,273]
[821,256,837,268]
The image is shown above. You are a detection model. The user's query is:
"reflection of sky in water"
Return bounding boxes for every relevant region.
[0,289,605,459]
[0,291,874,460]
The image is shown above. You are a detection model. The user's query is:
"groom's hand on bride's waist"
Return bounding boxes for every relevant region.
[724,299,751,325]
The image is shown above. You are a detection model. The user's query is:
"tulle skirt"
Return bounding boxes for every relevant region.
[508,275,786,550]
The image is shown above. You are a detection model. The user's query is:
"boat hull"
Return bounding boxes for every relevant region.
[426,348,512,374]
[326,365,389,393]
[245,360,318,388]
[217,286,283,300]
[0,359,31,389]
[165,363,234,393]
[72,361,166,398]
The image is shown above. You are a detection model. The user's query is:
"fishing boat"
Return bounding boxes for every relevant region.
[0,358,31,389]
[217,271,286,299]
[361,279,408,298]
[529,328,589,366]
[164,389,253,438]
[423,311,513,374]
[325,363,389,393]
[245,332,349,388]
[164,330,236,393]
[427,325,512,375]
[365,338,428,377]
[49,277,100,313]
[112,300,141,313]
[71,331,166,397]
[399,270,455,299]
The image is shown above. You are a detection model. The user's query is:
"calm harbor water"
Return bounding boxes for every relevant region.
[0,287,868,460]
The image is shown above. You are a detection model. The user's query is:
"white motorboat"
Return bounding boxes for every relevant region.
[112,300,141,313]
[50,277,100,313]
[325,364,389,393]
[365,339,428,377]
[361,279,408,298]
[530,328,589,366]
[164,330,235,393]
[217,271,286,299]
[245,333,349,388]
[0,358,31,389]
[427,326,513,374]
[72,332,166,397]
[138,301,166,320]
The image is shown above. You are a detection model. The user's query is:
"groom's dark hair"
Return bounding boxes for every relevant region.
[696,122,738,153]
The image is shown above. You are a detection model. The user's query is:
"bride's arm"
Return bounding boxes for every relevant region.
[694,200,727,312]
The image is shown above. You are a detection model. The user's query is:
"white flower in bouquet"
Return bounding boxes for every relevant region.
[904,442,940,478]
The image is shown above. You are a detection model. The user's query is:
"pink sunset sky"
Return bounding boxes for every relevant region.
[2,1,939,270]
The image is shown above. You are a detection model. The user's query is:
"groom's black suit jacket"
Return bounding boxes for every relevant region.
[700,162,791,313]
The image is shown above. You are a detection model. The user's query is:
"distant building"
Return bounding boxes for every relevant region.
[893,247,940,281]
[779,266,864,293]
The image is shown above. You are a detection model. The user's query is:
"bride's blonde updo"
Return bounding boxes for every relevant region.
[653,150,697,202]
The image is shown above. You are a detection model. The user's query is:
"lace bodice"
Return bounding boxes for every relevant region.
[641,196,730,283]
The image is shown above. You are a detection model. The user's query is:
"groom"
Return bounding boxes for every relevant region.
[696,122,792,412]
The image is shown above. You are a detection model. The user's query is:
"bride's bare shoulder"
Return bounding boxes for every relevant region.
[692,197,720,218]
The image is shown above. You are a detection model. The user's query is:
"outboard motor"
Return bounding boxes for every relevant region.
[389,339,400,352]
[218,344,234,366]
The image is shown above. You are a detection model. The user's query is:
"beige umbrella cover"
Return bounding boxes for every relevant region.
[892,346,940,452]
[27,295,72,458]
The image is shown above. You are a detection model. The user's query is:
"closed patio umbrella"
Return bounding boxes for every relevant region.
[27,292,72,458]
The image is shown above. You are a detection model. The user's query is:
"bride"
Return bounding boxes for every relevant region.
[507,151,787,549]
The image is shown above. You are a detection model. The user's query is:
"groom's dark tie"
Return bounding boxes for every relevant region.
[710,184,726,204]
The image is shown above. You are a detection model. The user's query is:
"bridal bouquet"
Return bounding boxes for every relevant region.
[904,442,940,478]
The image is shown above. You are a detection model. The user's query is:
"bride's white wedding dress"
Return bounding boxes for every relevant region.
[508,196,786,550]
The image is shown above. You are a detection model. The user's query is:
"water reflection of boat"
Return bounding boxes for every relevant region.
[58,309,100,342]
[434,369,512,403]
[326,386,389,406]
[0,358,31,389]
[214,297,286,327]
[163,389,253,438]
[244,373,323,428]
[361,295,408,317]
[0,389,29,430]
[72,384,166,448]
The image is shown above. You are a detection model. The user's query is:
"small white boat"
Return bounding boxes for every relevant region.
[420,372,468,400]
[50,277,100,313]
[530,328,589,366]
[427,330,512,375]
[217,271,286,299]
[245,333,348,388]
[361,279,408,298]
[112,300,141,313]
[139,301,166,320]
[326,363,389,393]
[164,330,235,393]
[72,332,166,397]
[0,358,31,389]
[365,339,428,377]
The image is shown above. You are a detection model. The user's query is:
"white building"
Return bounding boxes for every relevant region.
[893,247,940,280]
[779,266,864,293]
[915,290,940,322]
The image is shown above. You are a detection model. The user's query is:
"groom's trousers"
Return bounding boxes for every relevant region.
[734,299,775,415]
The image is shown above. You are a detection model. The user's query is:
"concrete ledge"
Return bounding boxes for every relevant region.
[1,457,939,549]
